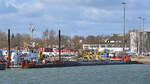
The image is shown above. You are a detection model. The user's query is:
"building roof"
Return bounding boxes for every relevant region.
[130,29,150,33]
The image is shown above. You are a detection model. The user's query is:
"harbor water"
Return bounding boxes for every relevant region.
[0,64,150,84]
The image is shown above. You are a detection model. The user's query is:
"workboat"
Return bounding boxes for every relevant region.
[0,50,6,70]
[21,51,134,69]
[20,46,39,63]
[22,59,131,69]
[22,61,79,68]
[0,63,6,70]
[77,59,126,66]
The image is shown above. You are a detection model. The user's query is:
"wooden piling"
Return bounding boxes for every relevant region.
[59,29,61,63]
[8,29,11,68]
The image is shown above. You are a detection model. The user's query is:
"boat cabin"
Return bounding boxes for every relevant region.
[20,47,39,63]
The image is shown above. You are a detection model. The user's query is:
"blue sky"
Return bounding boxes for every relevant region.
[0,0,150,37]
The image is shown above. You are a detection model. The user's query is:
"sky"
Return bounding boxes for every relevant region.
[0,0,150,37]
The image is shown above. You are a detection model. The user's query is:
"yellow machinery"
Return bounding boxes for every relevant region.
[94,52,102,60]
[76,49,114,61]
[83,52,92,60]
[83,51,103,61]
[38,51,43,62]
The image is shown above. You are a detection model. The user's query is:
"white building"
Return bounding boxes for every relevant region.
[130,31,138,53]
[83,43,124,52]
[83,34,131,52]
[130,30,150,54]
[83,44,99,50]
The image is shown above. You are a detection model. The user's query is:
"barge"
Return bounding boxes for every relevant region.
[0,63,6,70]
[22,59,139,69]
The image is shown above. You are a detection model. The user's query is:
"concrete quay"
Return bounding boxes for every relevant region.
[131,56,150,64]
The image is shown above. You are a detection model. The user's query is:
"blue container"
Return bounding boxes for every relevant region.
[103,53,109,58]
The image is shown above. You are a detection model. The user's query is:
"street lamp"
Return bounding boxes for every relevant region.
[138,17,142,55]
[122,2,126,51]
[142,18,145,54]
[137,17,145,56]
[138,17,142,29]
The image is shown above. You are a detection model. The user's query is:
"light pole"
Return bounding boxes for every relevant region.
[138,17,142,29]
[137,17,145,56]
[142,18,145,55]
[138,17,142,56]
[122,2,126,52]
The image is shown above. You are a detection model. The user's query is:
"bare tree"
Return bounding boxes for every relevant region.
[49,29,56,48]
[0,30,7,48]
[62,35,71,48]
[42,28,49,48]
[72,35,84,49]
[85,35,98,44]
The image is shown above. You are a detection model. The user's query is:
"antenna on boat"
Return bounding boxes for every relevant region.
[29,24,36,47]
[29,24,35,41]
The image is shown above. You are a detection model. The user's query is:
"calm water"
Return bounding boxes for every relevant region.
[0,64,150,84]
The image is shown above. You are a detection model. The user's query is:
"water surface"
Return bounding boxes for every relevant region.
[0,64,150,84]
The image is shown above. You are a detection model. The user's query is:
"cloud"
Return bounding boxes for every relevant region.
[0,0,150,37]
[18,2,44,17]
[0,0,17,14]
[74,20,100,26]
[0,0,45,17]
[82,7,112,21]
[101,9,112,16]
[82,7,100,20]
[36,0,90,4]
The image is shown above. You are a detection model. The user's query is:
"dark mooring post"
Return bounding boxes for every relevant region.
[8,29,11,68]
[58,29,61,63]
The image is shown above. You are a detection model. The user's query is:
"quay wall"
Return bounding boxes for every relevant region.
[132,56,150,64]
